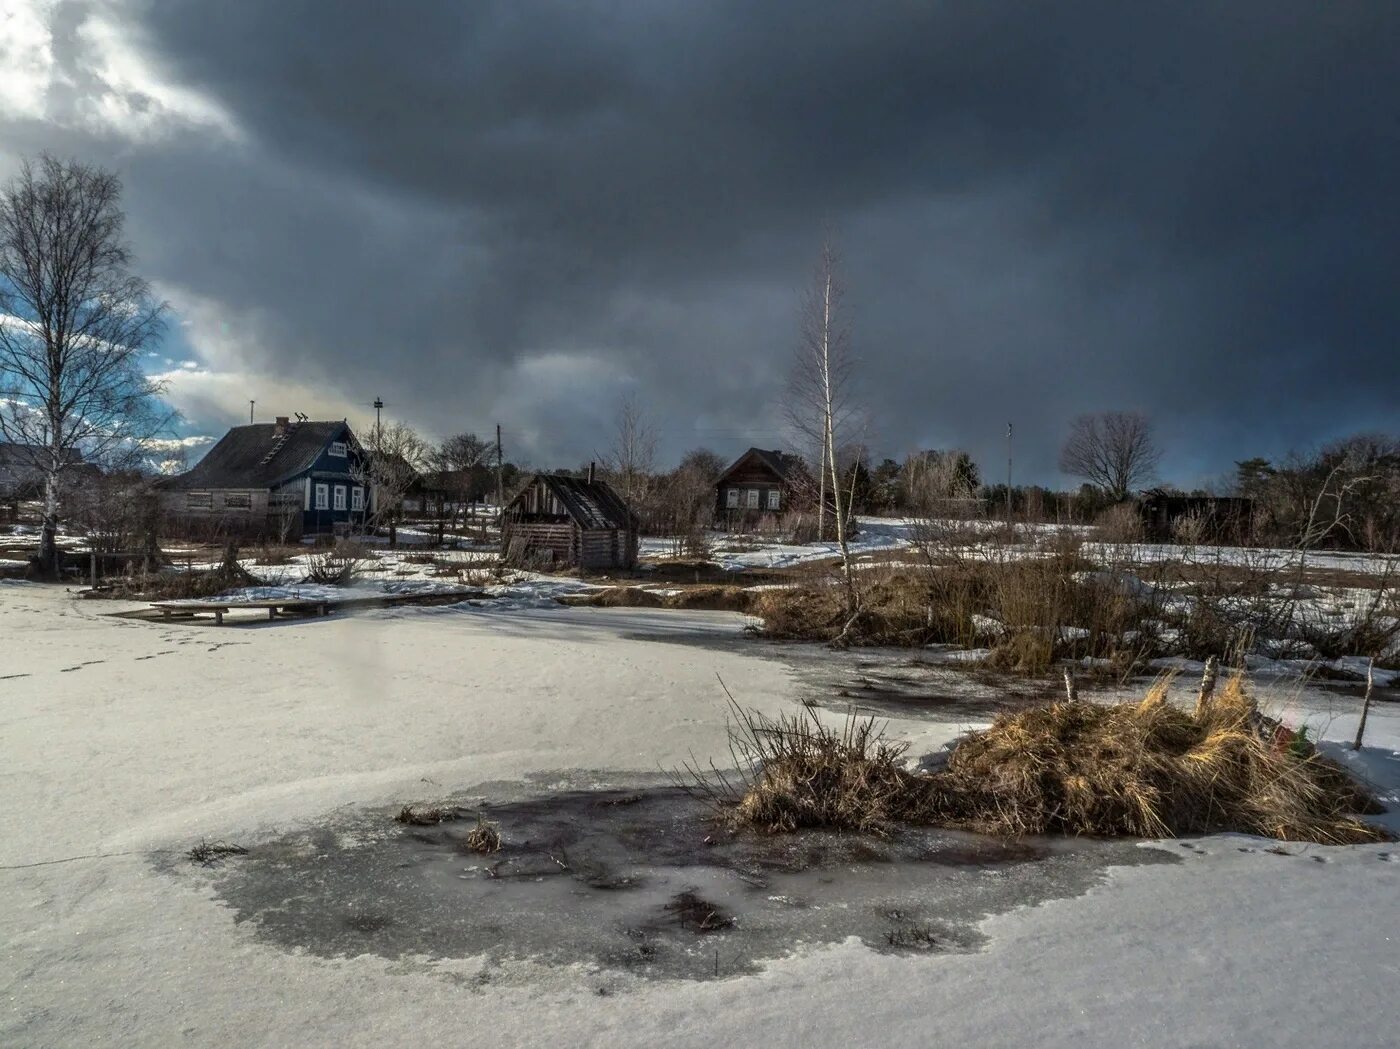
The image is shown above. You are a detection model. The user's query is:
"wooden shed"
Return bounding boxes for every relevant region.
[502,471,639,570]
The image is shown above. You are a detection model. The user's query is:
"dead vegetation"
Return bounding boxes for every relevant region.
[749,528,1399,675]
[464,816,502,853]
[395,804,461,825]
[186,839,249,866]
[303,540,375,585]
[665,890,735,932]
[688,677,1388,846]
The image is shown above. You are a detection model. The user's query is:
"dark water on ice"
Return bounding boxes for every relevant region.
[186,771,1175,985]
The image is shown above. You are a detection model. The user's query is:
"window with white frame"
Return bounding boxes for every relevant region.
[223,491,251,510]
[725,487,739,509]
[314,483,329,510]
[767,489,780,511]
[351,486,364,511]
[328,441,347,458]
[333,485,347,511]
[745,488,760,509]
[186,491,212,510]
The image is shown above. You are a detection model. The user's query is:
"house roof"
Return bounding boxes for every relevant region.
[717,447,805,485]
[160,421,352,490]
[514,473,638,530]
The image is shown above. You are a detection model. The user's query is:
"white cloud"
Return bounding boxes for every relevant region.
[0,1,242,142]
[0,0,57,120]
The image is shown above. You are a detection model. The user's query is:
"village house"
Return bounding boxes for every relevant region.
[502,467,638,569]
[1137,488,1255,543]
[159,418,370,539]
[713,447,809,528]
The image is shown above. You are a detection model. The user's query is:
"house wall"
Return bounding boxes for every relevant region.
[301,473,369,536]
[160,488,273,539]
[503,522,575,565]
[714,455,790,527]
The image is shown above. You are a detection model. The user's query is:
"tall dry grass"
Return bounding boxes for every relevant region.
[698,677,1387,845]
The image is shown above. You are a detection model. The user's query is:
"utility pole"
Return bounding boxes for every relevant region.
[495,424,504,521]
[373,397,384,441]
[1006,422,1014,532]
[249,400,255,424]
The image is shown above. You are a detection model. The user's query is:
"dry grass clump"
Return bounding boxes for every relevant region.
[186,839,249,866]
[707,677,1388,846]
[686,703,940,835]
[395,804,461,825]
[937,676,1385,843]
[464,816,502,853]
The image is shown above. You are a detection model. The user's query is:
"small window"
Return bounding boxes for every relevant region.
[725,488,739,509]
[767,489,780,511]
[224,491,251,510]
[314,483,329,510]
[351,486,364,511]
[745,489,760,509]
[333,485,347,511]
[328,441,347,458]
[187,491,212,510]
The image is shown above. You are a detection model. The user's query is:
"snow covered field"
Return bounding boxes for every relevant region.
[2,582,1398,1048]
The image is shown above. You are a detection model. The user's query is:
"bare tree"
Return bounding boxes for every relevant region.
[352,420,427,545]
[787,237,859,616]
[602,394,657,510]
[1058,411,1162,502]
[0,154,170,576]
[429,431,492,538]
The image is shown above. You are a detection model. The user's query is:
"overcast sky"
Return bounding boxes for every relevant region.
[2,1,1397,485]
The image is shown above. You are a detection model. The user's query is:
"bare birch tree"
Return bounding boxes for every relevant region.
[0,155,169,576]
[602,393,658,510]
[787,237,859,616]
[1059,411,1161,502]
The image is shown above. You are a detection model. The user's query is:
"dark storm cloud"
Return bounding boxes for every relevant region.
[12,1,1400,482]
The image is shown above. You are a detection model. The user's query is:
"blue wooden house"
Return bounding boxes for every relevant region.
[159,417,372,539]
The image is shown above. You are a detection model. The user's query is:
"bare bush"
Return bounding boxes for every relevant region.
[304,540,374,585]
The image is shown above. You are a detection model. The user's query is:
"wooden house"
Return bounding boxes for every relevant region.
[502,469,639,569]
[714,447,808,528]
[159,418,371,539]
[1137,489,1255,543]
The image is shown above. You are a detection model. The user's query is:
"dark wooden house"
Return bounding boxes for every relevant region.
[502,470,639,569]
[1138,489,1255,543]
[714,447,808,528]
[159,418,370,539]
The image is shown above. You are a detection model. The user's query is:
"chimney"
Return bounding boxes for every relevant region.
[274,416,289,435]
[587,461,596,484]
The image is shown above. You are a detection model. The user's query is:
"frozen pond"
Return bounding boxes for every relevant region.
[188,773,1175,986]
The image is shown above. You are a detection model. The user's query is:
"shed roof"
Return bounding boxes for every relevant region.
[160,421,352,490]
[513,473,638,530]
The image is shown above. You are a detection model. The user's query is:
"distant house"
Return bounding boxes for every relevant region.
[159,418,370,539]
[714,447,809,528]
[0,443,87,499]
[1138,489,1254,543]
[502,468,638,569]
